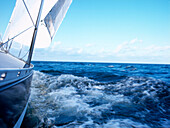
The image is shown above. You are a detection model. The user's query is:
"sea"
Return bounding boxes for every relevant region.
[21,61,170,128]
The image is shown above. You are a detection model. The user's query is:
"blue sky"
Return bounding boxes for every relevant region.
[0,0,170,64]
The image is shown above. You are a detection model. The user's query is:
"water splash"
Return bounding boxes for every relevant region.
[22,71,170,128]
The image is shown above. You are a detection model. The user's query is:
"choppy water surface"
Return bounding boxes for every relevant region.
[22,62,170,128]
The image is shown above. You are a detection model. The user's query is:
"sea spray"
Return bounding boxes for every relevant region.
[22,68,169,128]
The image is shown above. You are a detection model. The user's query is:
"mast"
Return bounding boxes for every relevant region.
[26,0,44,65]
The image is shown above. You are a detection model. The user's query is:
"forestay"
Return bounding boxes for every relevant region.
[2,0,72,55]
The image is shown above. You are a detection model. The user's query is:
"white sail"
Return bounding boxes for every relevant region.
[45,0,72,39]
[3,0,72,49]
[35,0,72,48]
[3,0,41,47]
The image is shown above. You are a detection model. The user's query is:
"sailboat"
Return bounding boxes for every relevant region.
[0,0,72,127]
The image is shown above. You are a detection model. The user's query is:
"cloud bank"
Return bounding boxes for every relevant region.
[33,38,170,64]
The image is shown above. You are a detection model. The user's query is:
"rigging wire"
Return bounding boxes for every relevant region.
[20,50,29,60]
[18,44,23,58]
[1,0,36,48]
[8,39,13,52]
[22,0,35,26]
[0,26,34,48]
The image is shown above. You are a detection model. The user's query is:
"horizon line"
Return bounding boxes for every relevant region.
[32,60,170,65]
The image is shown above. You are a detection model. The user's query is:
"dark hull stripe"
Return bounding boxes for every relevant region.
[0,72,33,92]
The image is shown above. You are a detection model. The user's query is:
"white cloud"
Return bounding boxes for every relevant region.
[144,45,170,56]
[34,38,170,64]
[54,41,62,45]
[130,38,143,44]
[62,47,84,55]
[114,41,128,53]
[85,43,94,47]
[77,48,83,54]
[145,45,170,51]
[50,41,62,52]
[110,38,170,63]
[65,47,74,55]
[114,38,144,55]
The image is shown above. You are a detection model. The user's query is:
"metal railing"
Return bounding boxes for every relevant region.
[0,64,34,87]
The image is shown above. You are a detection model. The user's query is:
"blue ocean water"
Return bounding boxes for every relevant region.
[22,61,170,128]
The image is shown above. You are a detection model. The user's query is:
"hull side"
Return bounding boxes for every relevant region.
[0,73,32,128]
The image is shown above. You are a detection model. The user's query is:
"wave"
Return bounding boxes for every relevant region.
[22,71,170,128]
[40,69,62,74]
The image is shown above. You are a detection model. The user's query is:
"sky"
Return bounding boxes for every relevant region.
[0,0,170,64]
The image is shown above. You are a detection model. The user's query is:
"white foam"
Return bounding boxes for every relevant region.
[27,71,167,128]
[103,118,150,128]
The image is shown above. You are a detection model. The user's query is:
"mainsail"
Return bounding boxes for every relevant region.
[2,0,72,57]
